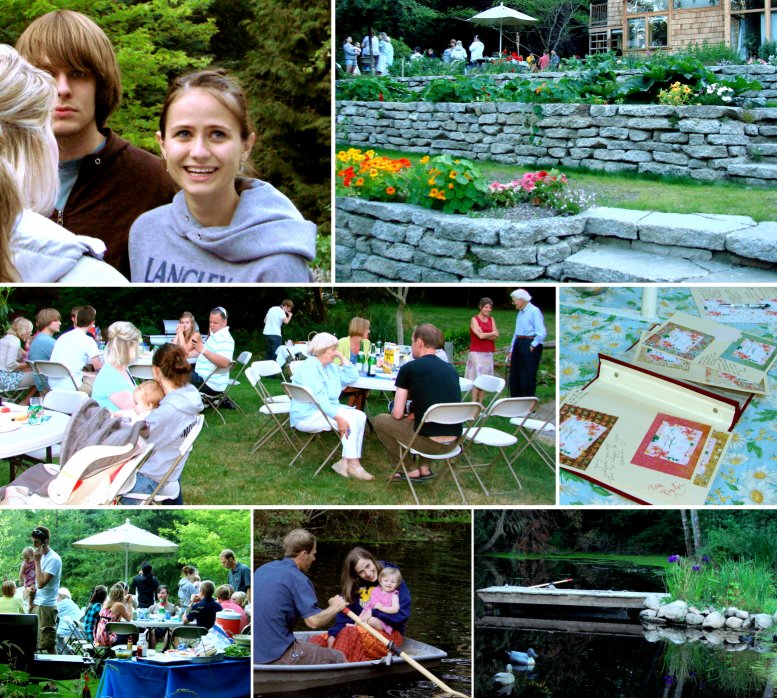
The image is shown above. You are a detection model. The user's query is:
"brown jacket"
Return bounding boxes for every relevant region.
[51,130,177,276]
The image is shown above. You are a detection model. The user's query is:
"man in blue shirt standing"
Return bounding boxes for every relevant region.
[508,289,547,398]
[254,529,347,665]
[220,549,251,599]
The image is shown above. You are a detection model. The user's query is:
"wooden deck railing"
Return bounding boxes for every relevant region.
[590,3,608,26]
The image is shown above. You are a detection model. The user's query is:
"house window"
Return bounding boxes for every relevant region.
[627,0,669,12]
[649,16,668,46]
[628,18,647,48]
[674,0,719,7]
[730,0,764,9]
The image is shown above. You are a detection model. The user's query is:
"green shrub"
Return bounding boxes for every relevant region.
[336,76,412,102]
[759,40,777,61]
[676,41,744,65]
[406,154,490,214]
[617,55,715,102]
[420,76,500,102]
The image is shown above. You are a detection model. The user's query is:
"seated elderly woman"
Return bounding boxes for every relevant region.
[290,332,372,480]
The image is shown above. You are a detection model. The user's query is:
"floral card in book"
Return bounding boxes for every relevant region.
[633,311,776,395]
[559,355,744,505]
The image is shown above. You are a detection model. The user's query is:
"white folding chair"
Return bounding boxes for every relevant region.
[510,410,557,472]
[197,361,236,425]
[120,415,204,505]
[247,363,295,452]
[127,364,155,385]
[391,402,482,505]
[30,360,80,391]
[472,374,506,413]
[282,382,344,475]
[222,351,251,412]
[463,396,538,496]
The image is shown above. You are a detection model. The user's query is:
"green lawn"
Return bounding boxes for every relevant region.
[338,145,777,222]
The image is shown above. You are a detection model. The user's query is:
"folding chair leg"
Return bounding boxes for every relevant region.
[288,433,317,468]
[461,449,491,497]
[500,448,523,490]
[387,448,420,505]
[444,458,469,505]
[313,437,343,477]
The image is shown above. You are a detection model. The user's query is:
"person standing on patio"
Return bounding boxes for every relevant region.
[49,305,102,393]
[220,549,251,598]
[508,289,546,398]
[375,323,462,482]
[254,529,347,665]
[539,51,550,70]
[262,299,294,360]
[30,525,62,654]
[191,306,235,408]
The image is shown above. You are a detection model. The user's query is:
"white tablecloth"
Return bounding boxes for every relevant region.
[0,407,70,460]
[274,344,309,367]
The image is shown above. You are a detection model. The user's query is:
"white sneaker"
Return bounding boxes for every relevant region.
[331,459,349,478]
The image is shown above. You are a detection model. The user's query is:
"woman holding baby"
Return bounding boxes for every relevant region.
[310,546,411,661]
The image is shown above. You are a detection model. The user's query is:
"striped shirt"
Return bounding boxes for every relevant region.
[512,302,546,349]
[194,326,234,391]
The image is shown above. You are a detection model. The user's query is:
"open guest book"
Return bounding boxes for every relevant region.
[560,355,752,505]
[630,311,777,395]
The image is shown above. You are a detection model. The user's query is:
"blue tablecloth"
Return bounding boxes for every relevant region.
[559,286,777,506]
[97,657,249,698]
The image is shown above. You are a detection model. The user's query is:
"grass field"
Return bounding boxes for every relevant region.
[338,145,777,222]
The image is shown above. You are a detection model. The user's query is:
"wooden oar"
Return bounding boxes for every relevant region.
[343,608,469,698]
[527,578,573,588]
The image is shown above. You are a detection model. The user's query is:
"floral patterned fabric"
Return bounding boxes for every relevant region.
[559,287,776,506]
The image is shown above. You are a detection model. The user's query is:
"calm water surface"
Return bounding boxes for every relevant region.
[475,555,776,697]
[255,532,471,697]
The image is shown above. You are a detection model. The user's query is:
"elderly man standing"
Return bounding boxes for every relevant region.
[220,549,251,598]
[508,289,546,398]
[30,525,62,654]
[254,529,347,665]
[191,306,235,408]
[375,323,462,481]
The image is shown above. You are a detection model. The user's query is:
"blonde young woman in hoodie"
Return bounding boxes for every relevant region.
[129,70,316,283]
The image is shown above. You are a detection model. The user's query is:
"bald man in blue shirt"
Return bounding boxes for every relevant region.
[508,289,546,397]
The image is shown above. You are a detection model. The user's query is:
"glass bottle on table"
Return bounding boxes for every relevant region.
[367,351,376,377]
[357,350,365,374]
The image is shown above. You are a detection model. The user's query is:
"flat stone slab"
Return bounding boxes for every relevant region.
[563,243,714,282]
[726,222,777,262]
[637,211,757,250]
[700,267,777,281]
[582,207,648,239]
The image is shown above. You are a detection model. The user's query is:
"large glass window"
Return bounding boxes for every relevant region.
[649,16,668,46]
[628,18,647,48]
[730,0,764,10]
[627,0,669,13]
[674,0,720,8]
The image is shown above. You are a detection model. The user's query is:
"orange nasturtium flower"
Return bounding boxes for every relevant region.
[354,177,365,186]
[420,155,430,164]
[386,186,396,195]
[448,183,454,189]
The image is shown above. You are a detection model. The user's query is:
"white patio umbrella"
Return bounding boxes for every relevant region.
[468,2,537,57]
[73,518,178,583]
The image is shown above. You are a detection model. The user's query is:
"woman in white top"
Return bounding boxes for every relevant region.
[450,40,468,62]
[0,317,36,401]
[0,45,126,283]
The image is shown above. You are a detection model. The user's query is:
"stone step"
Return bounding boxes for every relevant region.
[726,162,777,180]
[562,242,776,282]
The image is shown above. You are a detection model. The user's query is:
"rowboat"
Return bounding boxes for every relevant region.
[253,631,447,694]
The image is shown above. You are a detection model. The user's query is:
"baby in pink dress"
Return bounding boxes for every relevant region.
[19,547,36,613]
[359,567,402,633]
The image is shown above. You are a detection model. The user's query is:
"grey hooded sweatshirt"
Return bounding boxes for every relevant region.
[140,384,203,483]
[129,179,316,283]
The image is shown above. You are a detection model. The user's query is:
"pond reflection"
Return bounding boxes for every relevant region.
[475,555,776,697]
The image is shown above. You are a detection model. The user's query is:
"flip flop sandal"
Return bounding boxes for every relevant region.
[418,471,436,481]
[391,471,425,482]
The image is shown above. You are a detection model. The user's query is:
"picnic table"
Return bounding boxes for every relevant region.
[0,404,70,480]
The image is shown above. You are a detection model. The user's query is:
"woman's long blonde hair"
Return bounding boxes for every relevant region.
[0,160,20,282]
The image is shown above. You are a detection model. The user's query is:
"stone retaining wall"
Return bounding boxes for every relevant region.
[337,101,777,186]
[335,198,777,283]
[368,64,777,102]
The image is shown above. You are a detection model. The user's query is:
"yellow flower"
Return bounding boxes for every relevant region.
[420,155,430,164]
[369,169,379,178]
[449,171,457,179]
[365,150,375,158]
[448,183,454,189]
[355,177,365,186]
[429,188,439,198]
[428,177,436,185]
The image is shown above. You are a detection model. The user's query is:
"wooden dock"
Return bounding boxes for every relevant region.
[477,616,646,637]
[477,586,669,610]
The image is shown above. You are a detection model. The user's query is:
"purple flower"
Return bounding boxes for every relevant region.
[667,554,680,563]
[664,675,674,686]
[692,565,701,571]
[701,555,710,563]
